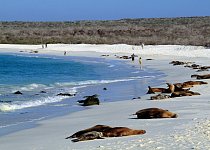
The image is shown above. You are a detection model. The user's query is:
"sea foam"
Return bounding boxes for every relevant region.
[0,96,68,112]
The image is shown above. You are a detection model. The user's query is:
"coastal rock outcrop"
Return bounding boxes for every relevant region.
[77,94,100,106]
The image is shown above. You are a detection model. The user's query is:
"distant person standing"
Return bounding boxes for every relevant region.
[141,43,144,49]
[132,46,135,50]
[131,53,135,61]
[45,43,48,48]
[64,51,67,55]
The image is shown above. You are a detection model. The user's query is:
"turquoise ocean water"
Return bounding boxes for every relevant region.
[0,53,165,136]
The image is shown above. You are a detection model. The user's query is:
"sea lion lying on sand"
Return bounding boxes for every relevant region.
[169,61,192,66]
[191,74,210,79]
[183,81,207,86]
[102,127,146,137]
[150,94,171,100]
[174,81,207,89]
[171,91,200,97]
[71,131,104,142]
[67,125,111,139]
[66,125,146,142]
[134,108,177,119]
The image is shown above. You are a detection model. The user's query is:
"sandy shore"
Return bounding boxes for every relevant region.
[0,44,210,150]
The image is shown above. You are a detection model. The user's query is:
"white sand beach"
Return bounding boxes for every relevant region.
[0,44,210,150]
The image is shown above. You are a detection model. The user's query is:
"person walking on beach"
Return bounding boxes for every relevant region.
[139,56,142,69]
[64,51,67,56]
[131,53,135,61]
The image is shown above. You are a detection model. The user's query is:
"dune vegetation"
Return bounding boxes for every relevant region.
[0,16,210,46]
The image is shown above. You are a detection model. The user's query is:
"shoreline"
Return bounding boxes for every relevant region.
[0,44,210,149]
[0,49,164,137]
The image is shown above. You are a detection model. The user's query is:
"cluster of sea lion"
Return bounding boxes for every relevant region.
[169,61,192,66]
[66,107,177,142]
[66,125,146,142]
[170,60,210,72]
[147,80,207,100]
[146,60,210,100]
[66,60,210,143]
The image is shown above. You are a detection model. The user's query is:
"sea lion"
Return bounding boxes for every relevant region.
[171,91,200,97]
[134,108,177,119]
[102,127,146,137]
[166,83,175,93]
[150,94,171,100]
[147,86,168,94]
[183,81,208,86]
[66,125,111,139]
[71,131,104,142]
[174,81,208,89]
[147,83,175,94]
[169,61,192,66]
[191,74,210,79]
[67,125,146,142]
[174,82,193,89]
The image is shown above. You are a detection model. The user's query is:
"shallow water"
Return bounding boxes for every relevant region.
[0,53,165,136]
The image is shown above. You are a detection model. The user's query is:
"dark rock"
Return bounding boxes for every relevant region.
[120,56,131,59]
[101,55,109,57]
[20,112,28,114]
[132,97,141,100]
[57,93,75,96]
[0,100,12,103]
[14,91,23,95]
[103,88,107,90]
[77,94,100,106]
[40,91,47,93]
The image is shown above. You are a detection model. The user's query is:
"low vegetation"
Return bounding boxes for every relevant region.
[0,16,210,46]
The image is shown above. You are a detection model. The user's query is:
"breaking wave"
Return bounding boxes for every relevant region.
[0,75,157,112]
[0,96,69,112]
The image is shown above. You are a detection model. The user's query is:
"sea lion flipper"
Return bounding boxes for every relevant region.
[71,139,79,142]
[65,136,71,139]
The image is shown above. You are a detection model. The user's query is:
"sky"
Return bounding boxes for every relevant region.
[0,0,210,21]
